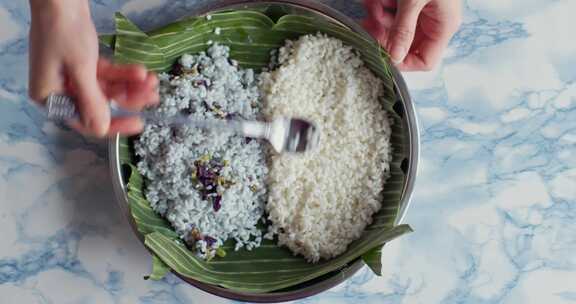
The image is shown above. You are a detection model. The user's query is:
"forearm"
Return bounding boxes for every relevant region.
[29,0,90,20]
[28,0,94,102]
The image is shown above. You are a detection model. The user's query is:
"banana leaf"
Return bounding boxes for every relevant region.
[145,254,171,281]
[108,9,412,293]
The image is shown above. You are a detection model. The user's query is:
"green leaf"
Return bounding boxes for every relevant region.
[113,13,167,70]
[262,4,293,22]
[145,254,171,281]
[216,247,227,258]
[118,136,134,164]
[99,34,116,49]
[114,9,412,293]
[114,12,147,37]
[145,225,412,292]
[362,246,384,276]
[126,164,179,239]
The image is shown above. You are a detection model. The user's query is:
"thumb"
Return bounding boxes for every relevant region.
[69,64,110,137]
[387,0,425,64]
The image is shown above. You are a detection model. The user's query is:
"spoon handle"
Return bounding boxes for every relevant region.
[43,93,270,139]
[44,94,139,121]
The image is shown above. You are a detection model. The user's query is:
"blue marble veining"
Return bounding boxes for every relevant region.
[1,0,575,303]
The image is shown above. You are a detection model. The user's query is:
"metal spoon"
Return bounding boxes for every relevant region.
[43,94,319,153]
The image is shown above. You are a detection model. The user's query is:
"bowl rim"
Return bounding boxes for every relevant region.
[108,0,420,302]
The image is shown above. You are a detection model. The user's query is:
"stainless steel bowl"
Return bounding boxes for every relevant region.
[109,0,420,302]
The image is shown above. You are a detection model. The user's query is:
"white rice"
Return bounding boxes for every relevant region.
[260,34,392,262]
[135,44,268,258]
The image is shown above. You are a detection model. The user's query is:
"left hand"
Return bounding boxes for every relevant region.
[28,0,159,137]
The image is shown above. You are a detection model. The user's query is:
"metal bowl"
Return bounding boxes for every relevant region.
[108,0,420,302]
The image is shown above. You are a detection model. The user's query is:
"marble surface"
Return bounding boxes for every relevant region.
[1,0,575,303]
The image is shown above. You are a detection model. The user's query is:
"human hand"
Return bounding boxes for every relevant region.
[28,0,159,137]
[363,0,462,71]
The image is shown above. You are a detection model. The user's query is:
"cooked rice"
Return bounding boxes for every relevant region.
[135,44,268,258]
[260,34,392,262]
[135,35,392,262]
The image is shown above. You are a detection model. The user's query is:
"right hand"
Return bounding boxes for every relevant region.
[28,0,159,137]
[363,0,462,71]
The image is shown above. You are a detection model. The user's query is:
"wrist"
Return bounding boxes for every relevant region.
[30,0,62,10]
[30,0,90,22]
[30,0,89,16]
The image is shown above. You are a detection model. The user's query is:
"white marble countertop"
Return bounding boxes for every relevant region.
[1,0,575,303]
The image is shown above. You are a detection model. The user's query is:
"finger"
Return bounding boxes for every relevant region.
[100,82,126,101]
[364,0,392,24]
[28,48,66,103]
[387,0,426,64]
[397,35,450,71]
[108,116,144,136]
[67,121,88,135]
[362,18,390,47]
[364,0,398,10]
[69,117,143,137]
[396,53,429,72]
[68,63,111,137]
[98,59,147,82]
[364,0,397,27]
[126,73,160,107]
[111,73,160,110]
[67,120,103,138]
[364,0,384,23]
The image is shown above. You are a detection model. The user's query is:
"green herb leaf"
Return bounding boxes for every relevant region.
[216,247,227,258]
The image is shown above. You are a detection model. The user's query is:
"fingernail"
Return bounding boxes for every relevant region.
[390,44,406,64]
